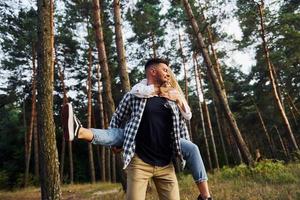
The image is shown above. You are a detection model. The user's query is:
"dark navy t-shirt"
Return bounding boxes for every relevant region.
[135,96,173,166]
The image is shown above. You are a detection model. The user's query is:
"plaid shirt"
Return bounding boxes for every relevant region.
[109,92,190,169]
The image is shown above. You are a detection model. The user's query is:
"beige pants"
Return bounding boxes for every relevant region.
[126,155,180,200]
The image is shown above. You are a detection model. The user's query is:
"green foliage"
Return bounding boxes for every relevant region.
[220,160,298,184]
[0,171,9,188]
[126,0,166,61]
[0,103,25,189]
[291,150,300,162]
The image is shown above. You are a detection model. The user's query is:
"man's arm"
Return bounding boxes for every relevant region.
[109,92,132,128]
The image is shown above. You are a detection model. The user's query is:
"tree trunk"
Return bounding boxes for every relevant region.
[195,58,219,170]
[58,61,73,184]
[286,99,299,129]
[59,135,65,182]
[202,102,219,170]
[286,94,300,116]
[68,141,73,184]
[92,0,115,118]
[23,99,28,186]
[113,0,130,92]
[25,44,37,187]
[92,0,117,182]
[182,0,254,166]
[96,64,106,182]
[56,51,66,184]
[198,11,231,166]
[150,31,157,58]
[202,15,227,99]
[274,126,289,159]
[87,47,96,183]
[257,0,299,151]
[33,108,39,178]
[254,102,275,157]
[193,58,212,170]
[37,0,61,198]
[213,101,229,166]
[113,0,128,187]
[178,32,189,101]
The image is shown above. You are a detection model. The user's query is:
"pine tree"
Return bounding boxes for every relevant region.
[36,0,61,198]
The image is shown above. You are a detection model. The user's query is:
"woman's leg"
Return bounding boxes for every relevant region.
[180,138,211,199]
[78,127,125,147]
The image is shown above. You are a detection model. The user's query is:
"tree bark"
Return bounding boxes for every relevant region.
[150,31,157,58]
[113,0,130,92]
[24,43,37,187]
[37,0,61,198]
[202,102,220,170]
[58,62,73,184]
[96,64,106,182]
[87,47,96,183]
[92,0,115,118]
[213,101,229,165]
[274,126,289,159]
[193,57,212,170]
[182,0,254,166]
[92,0,117,182]
[286,93,300,116]
[254,102,275,157]
[257,0,299,151]
[57,63,66,182]
[33,107,39,178]
[195,58,219,169]
[178,33,189,101]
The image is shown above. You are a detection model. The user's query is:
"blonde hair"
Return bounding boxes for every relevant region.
[161,68,188,106]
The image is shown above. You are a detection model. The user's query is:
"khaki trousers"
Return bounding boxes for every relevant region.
[126,155,180,200]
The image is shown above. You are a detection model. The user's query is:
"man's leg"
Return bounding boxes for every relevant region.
[126,155,153,200]
[152,163,180,200]
[180,139,211,199]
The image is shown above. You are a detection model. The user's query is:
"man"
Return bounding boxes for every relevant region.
[62,58,211,199]
[109,58,189,200]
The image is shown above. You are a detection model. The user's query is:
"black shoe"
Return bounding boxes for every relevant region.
[197,195,212,200]
[61,103,82,141]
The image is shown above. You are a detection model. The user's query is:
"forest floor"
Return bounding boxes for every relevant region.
[0,162,300,200]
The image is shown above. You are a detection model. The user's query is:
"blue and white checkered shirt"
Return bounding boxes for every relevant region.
[109,92,190,169]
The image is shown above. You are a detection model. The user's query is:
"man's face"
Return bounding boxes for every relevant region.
[153,63,170,85]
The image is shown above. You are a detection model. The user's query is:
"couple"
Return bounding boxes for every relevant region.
[62,58,212,200]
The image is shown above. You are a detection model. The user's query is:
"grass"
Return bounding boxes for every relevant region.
[0,182,123,200]
[0,162,300,200]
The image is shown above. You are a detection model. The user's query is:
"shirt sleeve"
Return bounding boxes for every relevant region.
[179,114,190,141]
[178,101,192,120]
[130,82,155,98]
[109,92,132,128]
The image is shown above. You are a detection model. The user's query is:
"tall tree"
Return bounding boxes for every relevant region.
[87,46,96,183]
[181,0,254,166]
[92,0,116,182]
[36,0,61,198]
[195,56,219,169]
[24,50,37,187]
[113,0,130,92]
[257,0,299,151]
[126,0,166,61]
[193,55,212,170]
[96,64,106,181]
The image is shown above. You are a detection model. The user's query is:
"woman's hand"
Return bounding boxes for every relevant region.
[159,83,180,102]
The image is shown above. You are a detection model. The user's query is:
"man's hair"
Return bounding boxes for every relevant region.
[144,58,169,71]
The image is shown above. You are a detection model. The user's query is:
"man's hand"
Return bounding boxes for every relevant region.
[111,147,123,154]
